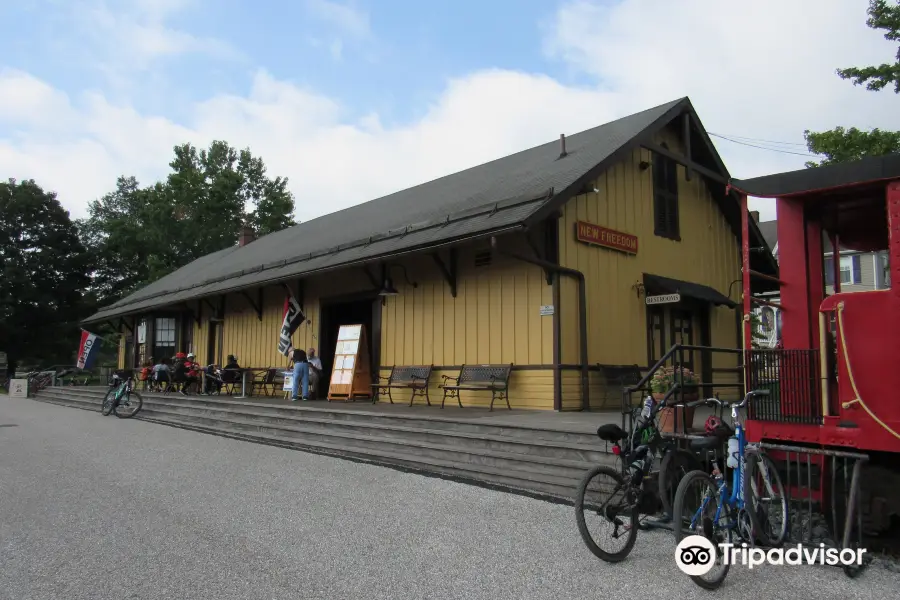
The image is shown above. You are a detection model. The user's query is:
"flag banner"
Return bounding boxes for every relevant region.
[76,330,101,369]
[277,294,306,357]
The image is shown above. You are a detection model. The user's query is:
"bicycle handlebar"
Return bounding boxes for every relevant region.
[682,389,770,409]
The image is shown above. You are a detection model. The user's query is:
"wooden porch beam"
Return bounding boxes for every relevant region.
[430,249,458,298]
[641,142,727,185]
[181,303,200,326]
[683,113,692,182]
[196,300,203,325]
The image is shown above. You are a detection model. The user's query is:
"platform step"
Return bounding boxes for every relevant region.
[31,389,617,502]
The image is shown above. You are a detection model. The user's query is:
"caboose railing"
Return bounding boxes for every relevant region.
[747,348,823,425]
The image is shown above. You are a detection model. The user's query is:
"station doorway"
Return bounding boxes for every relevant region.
[317,296,378,399]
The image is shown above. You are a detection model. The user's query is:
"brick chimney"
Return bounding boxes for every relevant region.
[750,210,760,222]
[238,222,256,247]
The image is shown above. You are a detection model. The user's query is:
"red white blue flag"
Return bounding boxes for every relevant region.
[76,330,100,369]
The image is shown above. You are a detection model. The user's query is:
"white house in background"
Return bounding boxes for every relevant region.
[751,215,890,348]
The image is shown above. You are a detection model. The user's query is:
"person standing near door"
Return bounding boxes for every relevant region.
[307,348,322,399]
[291,349,309,401]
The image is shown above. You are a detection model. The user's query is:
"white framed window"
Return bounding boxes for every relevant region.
[839,256,853,284]
[825,254,861,286]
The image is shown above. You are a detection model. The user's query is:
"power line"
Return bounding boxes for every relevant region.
[708,132,808,147]
[707,132,819,157]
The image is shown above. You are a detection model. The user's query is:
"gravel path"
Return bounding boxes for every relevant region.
[1,399,896,599]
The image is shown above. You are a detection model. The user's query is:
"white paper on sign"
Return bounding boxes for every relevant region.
[335,341,344,354]
[344,340,359,354]
[345,325,361,340]
[331,370,343,384]
[340,371,352,384]
[343,356,354,370]
[283,373,294,391]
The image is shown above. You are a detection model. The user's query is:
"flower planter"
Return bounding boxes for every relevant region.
[658,405,696,433]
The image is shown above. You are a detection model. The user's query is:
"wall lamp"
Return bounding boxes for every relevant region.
[378,263,418,297]
[632,281,645,298]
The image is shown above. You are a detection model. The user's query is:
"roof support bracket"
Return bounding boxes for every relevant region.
[182,303,200,326]
[203,298,218,315]
[196,301,203,325]
[362,265,380,290]
[683,113,692,182]
[642,142,726,185]
[526,232,554,285]
[431,249,458,298]
[241,289,262,322]
[120,318,134,334]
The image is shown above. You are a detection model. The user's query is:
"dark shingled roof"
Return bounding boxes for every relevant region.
[84,96,773,324]
[757,220,778,250]
[730,153,900,198]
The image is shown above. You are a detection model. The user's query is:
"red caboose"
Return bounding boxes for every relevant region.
[730,154,900,535]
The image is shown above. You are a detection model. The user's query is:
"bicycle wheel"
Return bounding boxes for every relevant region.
[101,390,117,416]
[574,465,639,563]
[659,448,704,517]
[114,391,143,419]
[743,451,789,546]
[672,470,732,590]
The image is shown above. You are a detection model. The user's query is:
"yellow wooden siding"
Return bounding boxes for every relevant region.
[218,270,366,369]
[379,246,554,368]
[558,125,741,371]
[378,367,554,409]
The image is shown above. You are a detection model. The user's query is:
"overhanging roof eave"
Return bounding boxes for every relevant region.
[82,222,531,325]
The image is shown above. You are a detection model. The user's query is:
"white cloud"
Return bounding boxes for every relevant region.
[2,0,899,225]
[305,0,371,40]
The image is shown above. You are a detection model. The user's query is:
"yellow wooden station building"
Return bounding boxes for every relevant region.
[84,97,778,411]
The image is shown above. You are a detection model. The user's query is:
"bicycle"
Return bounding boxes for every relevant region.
[672,390,789,590]
[574,394,704,562]
[101,371,143,419]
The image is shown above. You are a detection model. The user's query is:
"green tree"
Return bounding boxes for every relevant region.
[82,141,296,305]
[804,0,900,167]
[0,179,90,366]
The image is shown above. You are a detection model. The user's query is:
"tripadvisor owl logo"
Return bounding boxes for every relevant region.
[675,535,717,576]
[675,535,868,575]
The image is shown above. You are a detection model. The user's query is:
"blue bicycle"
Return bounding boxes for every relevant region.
[672,390,788,589]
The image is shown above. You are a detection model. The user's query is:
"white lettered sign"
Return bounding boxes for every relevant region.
[646,293,681,305]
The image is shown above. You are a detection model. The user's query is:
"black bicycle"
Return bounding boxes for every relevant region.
[101,371,143,418]
[574,395,704,562]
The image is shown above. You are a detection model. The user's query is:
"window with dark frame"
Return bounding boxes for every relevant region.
[652,147,680,240]
[153,317,177,362]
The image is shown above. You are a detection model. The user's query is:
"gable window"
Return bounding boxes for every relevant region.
[652,148,680,240]
[824,255,861,286]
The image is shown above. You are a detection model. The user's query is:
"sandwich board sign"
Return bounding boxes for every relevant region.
[9,379,28,398]
[645,293,680,305]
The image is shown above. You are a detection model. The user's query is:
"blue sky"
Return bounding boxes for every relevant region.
[1,0,898,221]
[2,0,573,127]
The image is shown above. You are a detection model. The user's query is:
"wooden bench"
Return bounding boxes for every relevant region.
[440,364,513,411]
[371,365,433,406]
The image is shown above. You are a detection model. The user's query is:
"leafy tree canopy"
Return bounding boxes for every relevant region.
[0,179,90,365]
[804,0,900,167]
[81,140,296,305]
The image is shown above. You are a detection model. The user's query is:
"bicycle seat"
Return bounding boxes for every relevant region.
[690,436,723,451]
[596,424,628,443]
